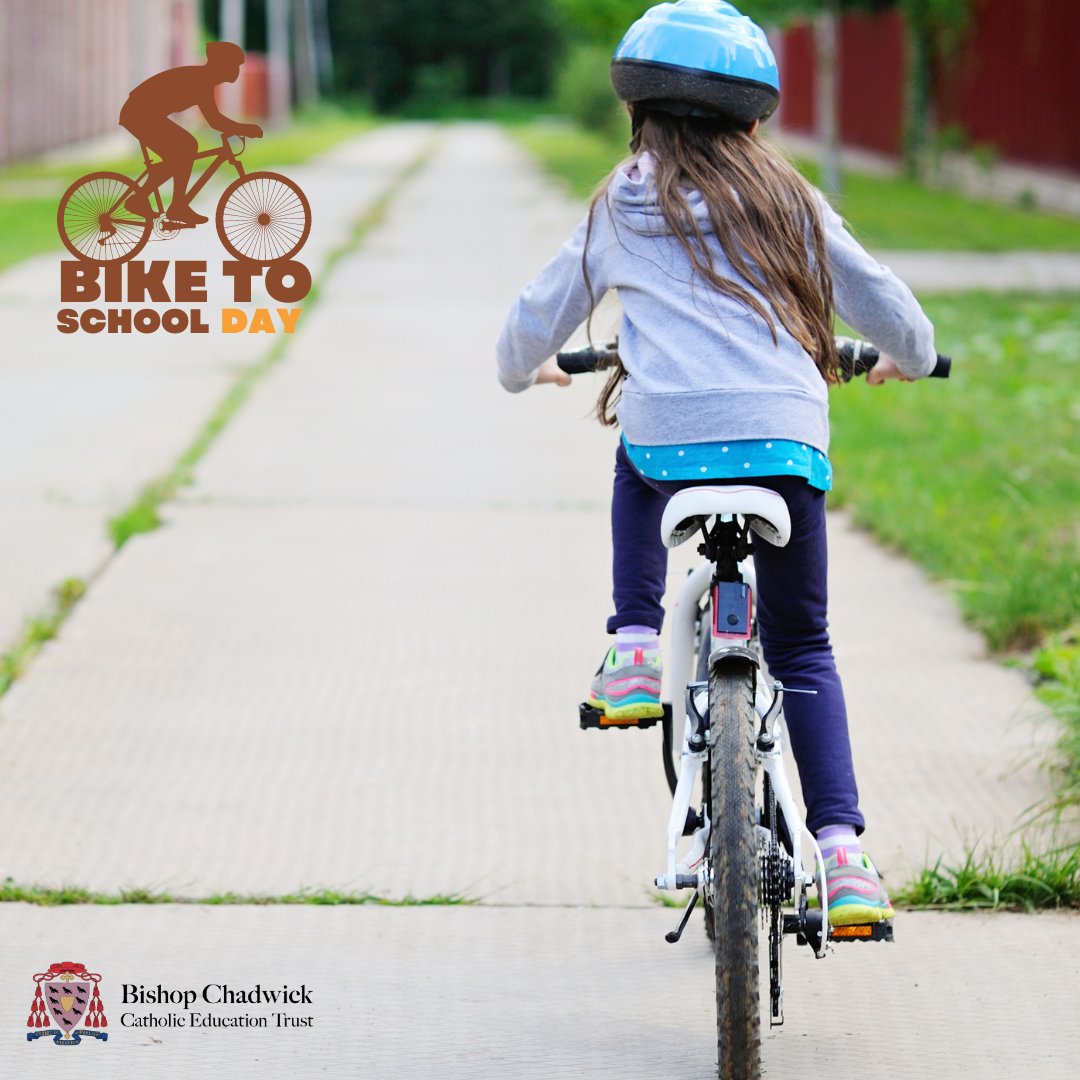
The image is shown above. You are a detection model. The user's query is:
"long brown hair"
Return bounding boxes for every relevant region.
[586,108,838,426]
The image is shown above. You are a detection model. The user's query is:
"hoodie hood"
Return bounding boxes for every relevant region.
[607,151,716,236]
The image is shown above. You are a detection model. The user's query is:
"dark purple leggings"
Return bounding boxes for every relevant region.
[609,442,863,834]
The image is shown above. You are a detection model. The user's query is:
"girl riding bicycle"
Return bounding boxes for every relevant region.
[496,0,937,925]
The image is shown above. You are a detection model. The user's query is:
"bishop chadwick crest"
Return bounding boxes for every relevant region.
[27,961,108,1044]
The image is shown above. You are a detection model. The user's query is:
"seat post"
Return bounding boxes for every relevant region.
[698,517,750,582]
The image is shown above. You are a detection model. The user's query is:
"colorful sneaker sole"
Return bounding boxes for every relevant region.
[828,899,895,926]
[601,697,665,720]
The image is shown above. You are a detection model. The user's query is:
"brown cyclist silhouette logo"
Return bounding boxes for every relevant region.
[57,42,311,265]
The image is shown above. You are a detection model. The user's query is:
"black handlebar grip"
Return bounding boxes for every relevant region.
[836,338,952,381]
[556,344,620,375]
[556,351,601,375]
[931,354,951,378]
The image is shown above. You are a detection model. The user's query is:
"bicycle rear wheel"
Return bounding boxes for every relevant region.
[707,658,760,1080]
[57,171,152,264]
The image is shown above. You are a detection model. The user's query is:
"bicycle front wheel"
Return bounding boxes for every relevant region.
[57,171,152,264]
[216,171,311,264]
[707,658,760,1080]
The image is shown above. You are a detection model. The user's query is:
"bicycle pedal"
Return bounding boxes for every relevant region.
[578,702,668,730]
[161,218,197,230]
[830,920,894,943]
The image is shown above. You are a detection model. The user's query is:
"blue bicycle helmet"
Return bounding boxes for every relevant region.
[611,1,780,124]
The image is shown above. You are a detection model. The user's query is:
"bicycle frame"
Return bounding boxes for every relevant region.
[117,135,247,218]
[656,545,831,958]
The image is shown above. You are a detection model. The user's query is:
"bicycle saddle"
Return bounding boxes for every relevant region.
[660,486,791,549]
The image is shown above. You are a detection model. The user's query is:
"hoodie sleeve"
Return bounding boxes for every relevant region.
[496,212,606,393]
[815,192,937,379]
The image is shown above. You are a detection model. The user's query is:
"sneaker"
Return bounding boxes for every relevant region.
[586,645,663,720]
[825,849,895,925]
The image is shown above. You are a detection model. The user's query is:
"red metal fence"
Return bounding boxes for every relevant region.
[776,0,1080,174]
[0,0,198,165]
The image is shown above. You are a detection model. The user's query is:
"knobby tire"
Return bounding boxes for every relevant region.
[708,659,760,1079]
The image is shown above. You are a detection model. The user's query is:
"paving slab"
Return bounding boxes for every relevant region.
[0,125,1059,904]
[0,123,433,646]
[875,250,1080,293]
[0,904,1076,1079]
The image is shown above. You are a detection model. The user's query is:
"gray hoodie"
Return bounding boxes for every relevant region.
[496,152,936,452]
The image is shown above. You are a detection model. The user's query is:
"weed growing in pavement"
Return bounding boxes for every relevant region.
[204,888,475,907]
[0,578,86,696]
[0,878,475,907]
[896,844,1080,912]
[106,133,440,550]
[1031,633,1080,819]
[0,136,441,699]
[650,891,690,908]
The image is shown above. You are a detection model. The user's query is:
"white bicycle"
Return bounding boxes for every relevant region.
[561,338,950,1079]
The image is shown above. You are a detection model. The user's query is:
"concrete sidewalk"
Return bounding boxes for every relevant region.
[0,123,1056,900]
[1,905,1077,1079]
[0,123,1074,1078]
[870,249,1080,293]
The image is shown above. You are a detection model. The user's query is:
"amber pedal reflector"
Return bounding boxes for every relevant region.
[832,925,873,938]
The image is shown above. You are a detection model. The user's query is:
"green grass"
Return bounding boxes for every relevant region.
[0,197,64,276]
[829,293,1080,817]
[1031,633,1080,819]
[895,845,1080,912]
[0,579,86,696]
[509,119,1080,251]
[0,878,473,907]
[0,103,376,274]
[830,292,1080,652]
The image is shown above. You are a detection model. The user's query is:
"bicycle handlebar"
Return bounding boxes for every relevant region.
[556,338,952,381]
[555,345,620,374]
[834,337,951,381]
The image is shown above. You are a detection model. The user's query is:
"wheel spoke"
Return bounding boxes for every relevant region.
[219,175,308,262]
[60,174,152,262]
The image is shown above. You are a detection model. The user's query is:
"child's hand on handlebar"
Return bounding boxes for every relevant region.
[866,355,912,385]
[536,357,571,387]
[236,123,263,139]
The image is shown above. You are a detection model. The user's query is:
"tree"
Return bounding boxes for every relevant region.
[327,0,560,111]
[896,0,972,177]
[745,2,891,200]
[552,0,645,46]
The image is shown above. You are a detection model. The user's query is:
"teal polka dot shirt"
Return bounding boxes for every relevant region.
[622,434,833,491]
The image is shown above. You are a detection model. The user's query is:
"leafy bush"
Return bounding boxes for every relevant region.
[554,45,625,134]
